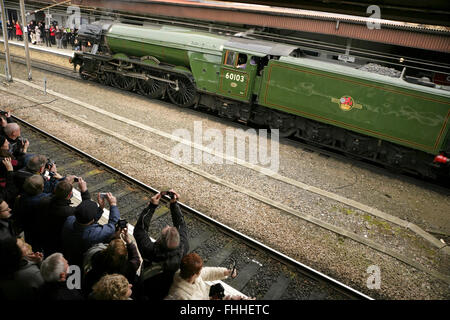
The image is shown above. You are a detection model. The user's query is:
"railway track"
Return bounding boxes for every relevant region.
[0,51,77,80]
[12,115,372,300]
[2,50,449,288]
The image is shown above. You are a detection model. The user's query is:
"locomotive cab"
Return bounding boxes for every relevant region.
[218,38,299,103]
[218,50,259,102]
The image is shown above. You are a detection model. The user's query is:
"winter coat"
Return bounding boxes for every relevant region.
[0,217,16,240]
[83,241,141,296]
[35,27,41,42]
[39,189,91,257]
[0,259,44,300]
[14,191,51,251]
[61,204,120,266]
[0,170,19,207]
[134,202,189,273]
[55,29,62,40]
[38,281,84,300]
[15,23,23,36]
[165,267,228,300]
[14,168,62,195]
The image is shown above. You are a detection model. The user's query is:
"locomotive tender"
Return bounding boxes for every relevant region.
[70,22,450,179]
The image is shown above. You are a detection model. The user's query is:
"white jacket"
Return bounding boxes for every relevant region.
[165,267,228,300]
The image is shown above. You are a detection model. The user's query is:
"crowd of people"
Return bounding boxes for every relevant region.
[0,111,253,301]
[4,19,81,51]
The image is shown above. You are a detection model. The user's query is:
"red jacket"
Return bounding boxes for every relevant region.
[50,27,55,36]
[15,23,23,36]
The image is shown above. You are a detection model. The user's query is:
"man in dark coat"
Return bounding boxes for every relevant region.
[39,176,90,258]
[39,252,84,300]
[14,175,51,252]
[7,20,13,40]
[133,190,189,299]
[1,120,29,162]
[61,192,120,266]
[14,154,63,195]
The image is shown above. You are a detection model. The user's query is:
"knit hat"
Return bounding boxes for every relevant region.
[75,200,99,224]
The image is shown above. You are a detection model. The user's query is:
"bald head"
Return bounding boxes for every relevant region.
[4,123,20,140]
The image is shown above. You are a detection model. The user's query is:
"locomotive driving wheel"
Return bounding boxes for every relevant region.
[167,76,197,108]
[137,71,167,99]
[79,65,90,81]
[98,72,112,86]
[111,73,136,91]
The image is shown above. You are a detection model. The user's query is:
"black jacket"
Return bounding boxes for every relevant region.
[134,202,189,273]
[14,169,61,195]
[14,191,51,252]
[39,190,91,257]
[38,281,84,301]
[0,218,15,241]
[83,241,141,297]
[0,171,19,207]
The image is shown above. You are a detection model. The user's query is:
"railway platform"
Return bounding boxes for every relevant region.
[0,36,74,58]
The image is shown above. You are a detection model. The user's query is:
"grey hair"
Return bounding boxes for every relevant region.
[40,253,66,282]
[4,123,20,137]
[23,174,44,195]
[162,226,180,249]
[27,154,47,172]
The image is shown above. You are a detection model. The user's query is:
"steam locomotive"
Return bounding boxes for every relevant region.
[70,22,450,180]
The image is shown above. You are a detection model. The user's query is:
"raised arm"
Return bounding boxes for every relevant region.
[169,191,188,254]
[133,193,161,259]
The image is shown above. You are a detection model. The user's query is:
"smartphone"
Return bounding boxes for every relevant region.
[230,261,236,277]
[99,192,108,199]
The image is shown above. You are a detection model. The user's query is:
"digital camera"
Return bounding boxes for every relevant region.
[116,219,128,229]
[161,191,175,199]
[45,159,54,170]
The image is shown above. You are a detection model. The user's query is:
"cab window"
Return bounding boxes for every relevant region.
[236,53,248,69]
[224,51,237,66]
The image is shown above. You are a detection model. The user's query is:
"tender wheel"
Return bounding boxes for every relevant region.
[79,65,90,81]
[137,71,167,99]
[269,112,297,138]
[111,73,136,91]
[342,132,376,159]
[167,77,197,108]
[273,126,297,138]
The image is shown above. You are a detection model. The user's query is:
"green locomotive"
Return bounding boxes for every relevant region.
[70,22,450,179]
